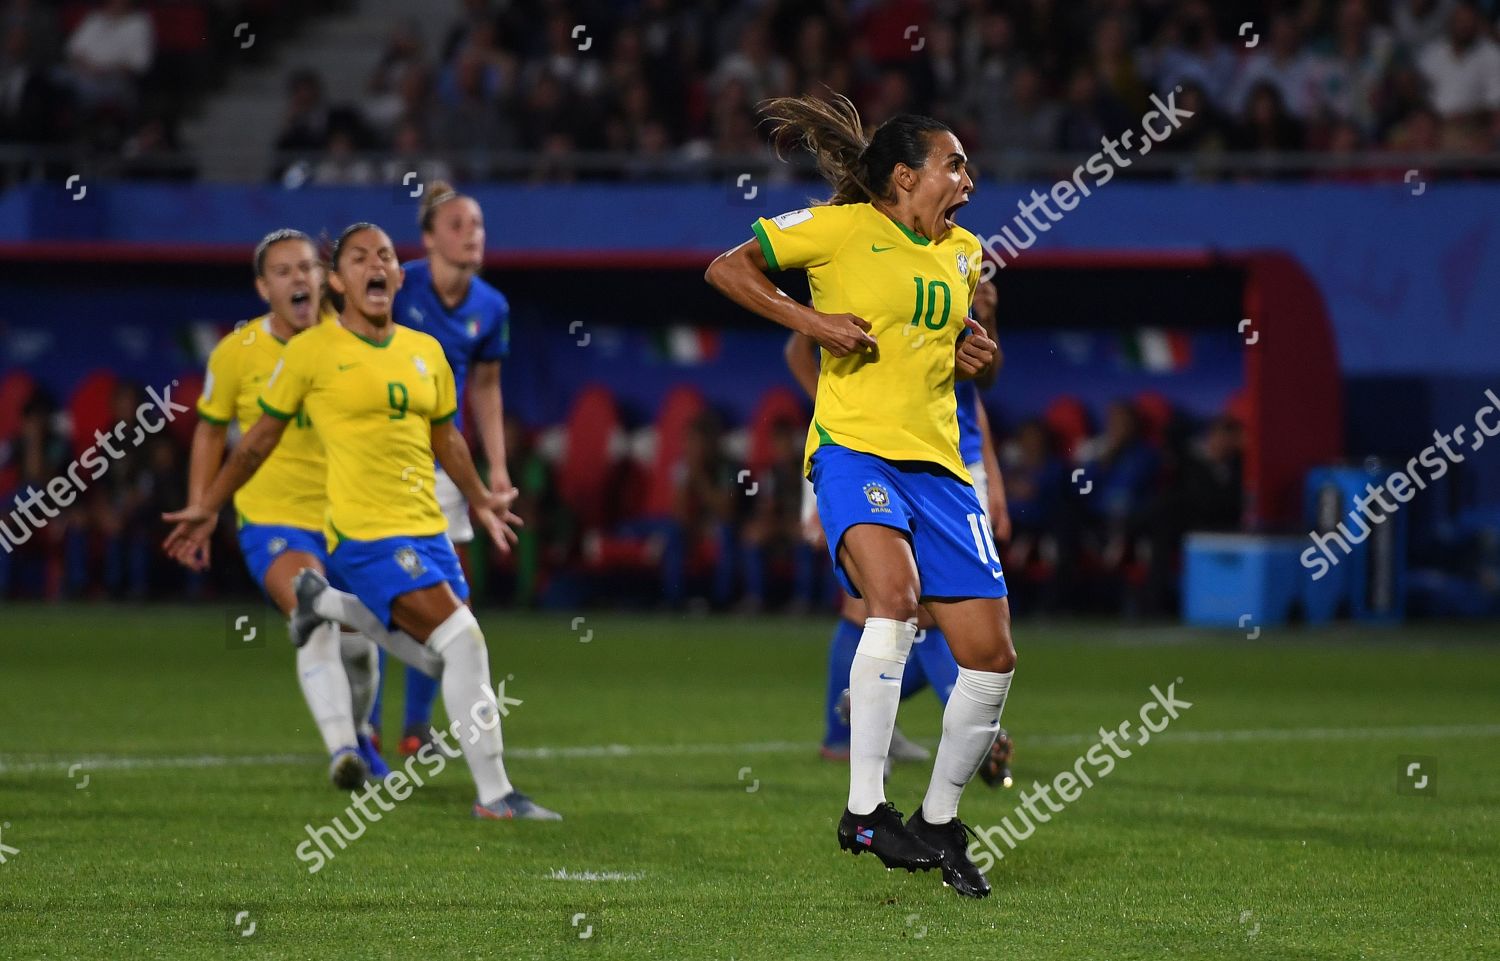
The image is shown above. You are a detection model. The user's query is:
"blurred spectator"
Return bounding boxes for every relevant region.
[1231,81,1307,152]
[1146,1,1239,110]
[1392,0,1459,52]
[738,421,816,612]
[63,0,153,113]
[119,115,194,180]
[669,413,737,609]
[1081,401,1160,527]
[1002,419,1066,538]
[1054,66,1130,152]
[310,127,376,185]
[1415,1,1500,122]
[274,69,331,153]
[0,23,63,144]
[1310,0,1395,135]
[1230,13,1321,119]
[1156,79,1230,158]
[711,19,791,103]
[981,64,1060,155]
[379,118,454,186]
[363,17,428,138]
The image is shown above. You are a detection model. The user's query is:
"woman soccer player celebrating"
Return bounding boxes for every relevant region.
[166,223,559,821]
[706,95,1014,898]
[370,180,515,760]
[186,228,385,789]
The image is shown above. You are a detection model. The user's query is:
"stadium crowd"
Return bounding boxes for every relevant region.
[4,0,1500,181]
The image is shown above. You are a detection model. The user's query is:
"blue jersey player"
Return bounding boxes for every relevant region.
[370,180,514,759]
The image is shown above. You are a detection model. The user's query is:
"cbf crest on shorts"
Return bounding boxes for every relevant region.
[863,482,892,513]
[267,537,288,556]
[394,546,427,578]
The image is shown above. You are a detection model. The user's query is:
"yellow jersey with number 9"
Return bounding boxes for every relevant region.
[197,314,329,531]
[258,322,458,546]
[751,202,982,483]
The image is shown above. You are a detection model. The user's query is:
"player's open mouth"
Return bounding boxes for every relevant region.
[944,199,968,223]
[289,291,311,307]
[365,276,389,299]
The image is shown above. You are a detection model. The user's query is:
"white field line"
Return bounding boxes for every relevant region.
[1,724,1496,776]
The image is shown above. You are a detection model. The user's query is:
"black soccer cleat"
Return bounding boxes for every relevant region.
[906,806,991,898]
[978,726,1014,789]
[837,802,942,873]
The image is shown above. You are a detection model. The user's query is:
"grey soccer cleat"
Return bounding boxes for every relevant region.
[288,567,330,648]
[473,791,564,821]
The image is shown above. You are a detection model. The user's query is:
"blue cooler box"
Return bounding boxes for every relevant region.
[1182,534,1304,628]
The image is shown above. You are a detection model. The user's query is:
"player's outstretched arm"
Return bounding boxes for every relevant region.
[706,240,877,357]
[183,419,228,569]
[163,413,288,569]
[469,360,511,493]
[432,419,522,553]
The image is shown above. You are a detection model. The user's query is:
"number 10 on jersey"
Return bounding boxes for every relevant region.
[910,276,952,331]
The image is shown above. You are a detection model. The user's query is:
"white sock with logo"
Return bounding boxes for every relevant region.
[921,667,1014,823]
[295,621,357,755]
[427,607,514,806]
[847,617,917,815]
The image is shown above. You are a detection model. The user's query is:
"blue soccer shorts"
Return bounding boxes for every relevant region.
[809,445,1008,602]
[327,532,470,628]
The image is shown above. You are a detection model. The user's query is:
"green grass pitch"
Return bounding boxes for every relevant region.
[1,605,1497,959]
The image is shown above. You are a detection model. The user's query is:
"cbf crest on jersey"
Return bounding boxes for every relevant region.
[956,250,970,277]
[863,482,892,513]
[394,546,427,578]
[413,355,429,375]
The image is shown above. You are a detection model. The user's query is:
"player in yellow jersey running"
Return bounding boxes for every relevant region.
[165,223,559,820]
[706,95,1014,897]
[186,229,389,790]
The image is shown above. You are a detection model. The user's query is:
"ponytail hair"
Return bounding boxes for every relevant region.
[419,179,464,232]
[760,93,951,206]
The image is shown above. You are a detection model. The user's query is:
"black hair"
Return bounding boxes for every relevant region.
[760,93,952,205]
[329,222,382,269]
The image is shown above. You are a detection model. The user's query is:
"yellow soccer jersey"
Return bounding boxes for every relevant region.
[258,321,457,545]
[197,315,327,531]
[751,202,983,482]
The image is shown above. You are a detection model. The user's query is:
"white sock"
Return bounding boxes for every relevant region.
[847,617,917,815]
[313,585,443,678]
[427,607,514,805]
[921,667,1014,823]
[339,632,380,739]
[295,620,357,755]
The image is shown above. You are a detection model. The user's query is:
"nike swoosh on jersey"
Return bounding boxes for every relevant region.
[871,244,895,253]
[337,363,359,371]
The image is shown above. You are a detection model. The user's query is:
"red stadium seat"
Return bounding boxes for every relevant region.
[1043,396,1092,460]
[746,386,808,477]
[147,2,210,55]
[1133,391,1173,448]
[68,371,119,460]
[0,370,37,442]
[168,373,204,448]
[642,386,707,518]
[557,385,622,530]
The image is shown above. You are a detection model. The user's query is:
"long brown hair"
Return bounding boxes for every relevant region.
[760,93,951,206]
